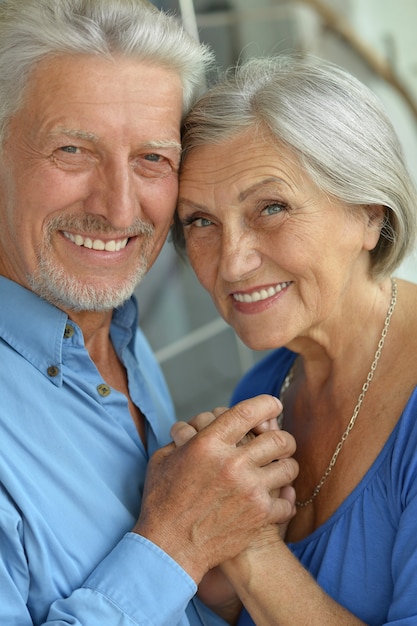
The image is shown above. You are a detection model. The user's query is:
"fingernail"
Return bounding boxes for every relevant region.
[272,396,283,410]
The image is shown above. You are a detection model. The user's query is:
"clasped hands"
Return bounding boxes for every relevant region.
[171,395,298,619]
[171,395,298,519]
[135,394,298,592]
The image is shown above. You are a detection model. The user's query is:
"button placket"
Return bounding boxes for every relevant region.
[97,383,111,397]
[63,324,75,339]
[47,365,60,378]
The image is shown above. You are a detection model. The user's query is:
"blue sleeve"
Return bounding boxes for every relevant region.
[0,493,198,626]
[47,534,198,625]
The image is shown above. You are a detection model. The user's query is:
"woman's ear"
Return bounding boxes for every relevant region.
[363,204,386,251]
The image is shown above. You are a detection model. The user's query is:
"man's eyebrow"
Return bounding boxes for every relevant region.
[52,128,99,142]
[49,131,182,155]
[238,177,289,201]
[143,139,182,154]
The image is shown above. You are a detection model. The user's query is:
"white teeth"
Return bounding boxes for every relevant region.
[233,282,291,303]
[92,239,105,250]
[105,240,116,252]
[63,231,129,252]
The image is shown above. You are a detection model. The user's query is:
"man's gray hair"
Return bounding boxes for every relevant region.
[0,0,214,142]
[175,55,417,280]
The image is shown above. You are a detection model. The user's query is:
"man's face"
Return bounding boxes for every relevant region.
[0,54,183,312]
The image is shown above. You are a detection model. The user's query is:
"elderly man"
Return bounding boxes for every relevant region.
[0,1,297,624]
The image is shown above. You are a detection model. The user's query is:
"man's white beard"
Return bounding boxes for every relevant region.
[28,214,154,312]
[29,254,149,312]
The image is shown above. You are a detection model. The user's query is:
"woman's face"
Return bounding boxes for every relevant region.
[178,129,380,350]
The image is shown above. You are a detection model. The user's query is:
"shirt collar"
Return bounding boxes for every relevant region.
[0,276,139,386]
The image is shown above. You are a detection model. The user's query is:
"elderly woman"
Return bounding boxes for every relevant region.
[173,55,417,625]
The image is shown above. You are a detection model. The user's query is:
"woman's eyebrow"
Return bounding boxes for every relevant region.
[177,197,207,212]
[239,177,289,201]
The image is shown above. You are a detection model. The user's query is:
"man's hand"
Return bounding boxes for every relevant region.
[134,395,298,584]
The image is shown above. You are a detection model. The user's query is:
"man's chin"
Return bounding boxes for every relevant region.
[28,272,144,313]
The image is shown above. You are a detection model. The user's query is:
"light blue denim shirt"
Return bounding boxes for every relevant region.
[0,277,225,626]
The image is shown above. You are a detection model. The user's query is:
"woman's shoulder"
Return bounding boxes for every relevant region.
[231,347,297,405]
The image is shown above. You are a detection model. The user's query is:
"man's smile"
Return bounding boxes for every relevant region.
[63,231,129,252]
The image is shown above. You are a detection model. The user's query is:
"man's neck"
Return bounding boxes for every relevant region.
[66,308,114,359]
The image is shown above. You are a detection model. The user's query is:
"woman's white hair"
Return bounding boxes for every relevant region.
[175,55,417,279]
[0,0,214,142]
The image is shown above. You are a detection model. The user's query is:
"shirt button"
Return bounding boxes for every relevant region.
[64,324,75,339]
[97,383,111,397]
[47,365,60,378]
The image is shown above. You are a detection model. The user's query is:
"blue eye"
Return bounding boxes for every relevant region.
[144,153,161,162]
[60,145,79,154]
[184,216,213,228]
[195,217,213,227]
[261,203,286,216]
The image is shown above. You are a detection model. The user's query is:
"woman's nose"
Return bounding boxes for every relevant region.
[219,228,262,282]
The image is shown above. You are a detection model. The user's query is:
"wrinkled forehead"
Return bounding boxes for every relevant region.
[6,53,183,151]
[180,128,305,190]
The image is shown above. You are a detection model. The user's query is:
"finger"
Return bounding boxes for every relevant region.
[251,399,282,435]
[186,407,229,437]
[211,406,279,446]
[264,474,298,526]
[202,394,282,446]
[251,411,281,435]
[188,410,218,433]
[171,421,198,446]
[212,406,228,418]
[260,457,299,494]
[243,429,297,467]
[276,485,297,539]
[280,484,297,508]
[236,432,256,447]
[268,490,297,526]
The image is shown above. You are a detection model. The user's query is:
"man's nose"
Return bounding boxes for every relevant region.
[87,160,139,230]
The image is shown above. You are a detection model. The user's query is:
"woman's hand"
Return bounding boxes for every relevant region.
[197,568,242,625]
[196,486,296,624]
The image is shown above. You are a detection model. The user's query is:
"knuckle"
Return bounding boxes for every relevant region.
[188,430,211,456]
[269,428,296,455]
[233,399,255,422]
[240,485,271,522]
[218,452,245,482]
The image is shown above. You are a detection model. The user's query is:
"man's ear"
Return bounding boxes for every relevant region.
[363,204,386,251]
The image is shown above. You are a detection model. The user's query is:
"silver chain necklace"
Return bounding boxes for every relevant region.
[279,278,397,508]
